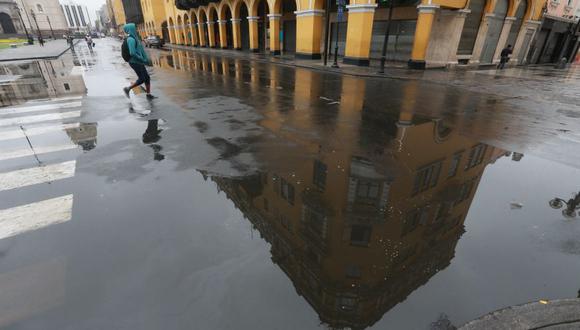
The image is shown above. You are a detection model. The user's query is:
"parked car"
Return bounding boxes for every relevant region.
[144,35,163,49]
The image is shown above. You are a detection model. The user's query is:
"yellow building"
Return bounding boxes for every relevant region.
[109,0,127,35]
[157,0,546,68]
[138,0,168,39]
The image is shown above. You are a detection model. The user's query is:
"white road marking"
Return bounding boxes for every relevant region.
[0,123,80,142]
[0,195,73,240]
[0,161,76,192]
[0,111,80,127]
[27,95,83,103]
[0,102,81,116]
[0,144,77,162]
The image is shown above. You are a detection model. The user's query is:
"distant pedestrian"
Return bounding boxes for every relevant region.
[39,37,45,47]
[498,45,513,70]
[86,36,93,52]
[122,23,155,100]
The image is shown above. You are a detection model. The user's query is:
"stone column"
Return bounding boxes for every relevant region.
[197,23,207,47]
[207,21,216,48]
[231,18,242,50]
[247,16,260,52]
[425,9,469,67]
[218,20,228,48]
[190,23,198,46]
[409,4,439,69]
[268,14,282,55]
[493,16,515,63]
[344,3,378,66]
[295,9,325,59]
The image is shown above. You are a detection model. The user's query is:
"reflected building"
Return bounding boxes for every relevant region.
[0,55,86,106]
[208,119,505,329]
[65,123,98,151]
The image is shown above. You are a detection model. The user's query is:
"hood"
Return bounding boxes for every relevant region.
[123,23,138,39]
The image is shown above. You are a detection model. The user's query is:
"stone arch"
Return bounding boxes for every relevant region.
[218,2,234,48]
[184,13,191,45]
[207,4,218,21]
[208,5,220,47]
[231,0,252,19]
[168,16,176,43]
[177,15,184,44]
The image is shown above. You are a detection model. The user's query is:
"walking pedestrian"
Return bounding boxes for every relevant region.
[121,23,155,100]
[39,37,45,47]
[86,35,93,52]
[498,45,513,70]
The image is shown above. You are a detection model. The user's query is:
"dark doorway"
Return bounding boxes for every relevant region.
[161,21,169,44]
[282,0,296,53]
[0,13,16,34]
[226,9,233,48]
[213,18,220,48]
[240,4,250,50]
[257,0,268,52]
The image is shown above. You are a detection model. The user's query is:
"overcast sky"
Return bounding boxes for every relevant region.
[71,0,107,19]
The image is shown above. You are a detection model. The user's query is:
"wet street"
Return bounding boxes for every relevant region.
[1,39,580,329]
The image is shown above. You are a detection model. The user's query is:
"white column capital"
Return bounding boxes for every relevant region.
[417,4,439,13]
[504,16,517,21]
[346,4,377,13]
[217,20,228,24]
[206,21,215,25]
[294,9,325,17]
[247,16,259,21]
[231,18,241,23]
[267,14,282,20]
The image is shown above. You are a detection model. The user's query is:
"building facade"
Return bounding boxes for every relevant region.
[16,0,68,37]
[60,1,92,33]
[122,0,144,24]
[108,0,125,34]
[527,0,580,63]
[138,0,167,39]
[0,0,25,35]
[152,0,546,69]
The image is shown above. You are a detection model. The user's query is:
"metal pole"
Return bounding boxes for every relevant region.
[46,16,55,39]
[379,0,394,74]
[19,0,33,32]
[31,10,41,41]
[323,0,332,66]
[16,10,31,43]
[332,19,339,68]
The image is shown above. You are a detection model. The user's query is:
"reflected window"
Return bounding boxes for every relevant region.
[37,4,44,12]
[263,198,269,211]
[345,265,361,279]
[280,214,292,231]
[394,244,417,265]
[466,144,488,169]
[350,225,372,246]
[313,160,327,191]
[455,178,477,205]
[303,206,326,238]
[403,208,427,236]
[64,83,70,91]
[448,152,463,178]
[337,294,358,311]
[356,180,380,203]
[413,161,442,195]
[280,178,295,205]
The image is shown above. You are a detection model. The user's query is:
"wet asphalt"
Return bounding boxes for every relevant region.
[0,39,580,330]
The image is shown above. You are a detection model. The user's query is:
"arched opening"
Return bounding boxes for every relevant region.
[191,13,198,46]
[198,9,207,46]
[457,0,486,57]
[1,13,19,35]
[240,2,250,50]
[281,0,296,54]
[161,21,169,43]
[184,14,191,45]
[507,0,527,48]
[255,0,269,52]
[177,15,184,44]
[210,7,220,48]
[480,0,508,63]
[168,17,176,43]
[223,5,233,48]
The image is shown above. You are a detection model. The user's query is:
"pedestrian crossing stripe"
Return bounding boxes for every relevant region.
[0,123,80,142]
[0,195,73,240]
[0,111,80,128]
[0,102,82,116]
[0,144,78,162]
[0,161,76,192]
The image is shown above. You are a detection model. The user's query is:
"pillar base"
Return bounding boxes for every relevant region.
[343,57,370,66]
[221,47,228,49]
[408,59,426,70]
[295,52,322,60]
[270,50,281,55]
[251,48,260,53]
[235,47,242,50]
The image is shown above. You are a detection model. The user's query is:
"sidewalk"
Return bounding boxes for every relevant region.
[0,40,75,62]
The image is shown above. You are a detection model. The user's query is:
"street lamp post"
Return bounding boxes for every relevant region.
[323,0,332,66]
[46,16,55,39]
[16,9,32,44]
[549,191,580,218]
[379,0,395,74]
[30,9,42,42]
[332,0,345,68]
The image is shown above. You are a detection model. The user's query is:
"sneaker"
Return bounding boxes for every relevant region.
[146,93,156,100]
[123,87,131,98]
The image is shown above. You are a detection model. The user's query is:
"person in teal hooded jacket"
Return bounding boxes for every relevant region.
[122,23,155,99]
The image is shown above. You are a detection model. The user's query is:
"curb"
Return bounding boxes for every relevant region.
[0,40,80,62]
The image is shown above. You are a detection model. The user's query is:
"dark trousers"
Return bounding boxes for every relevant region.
[498,57,509,69]
[129,63,151,86]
